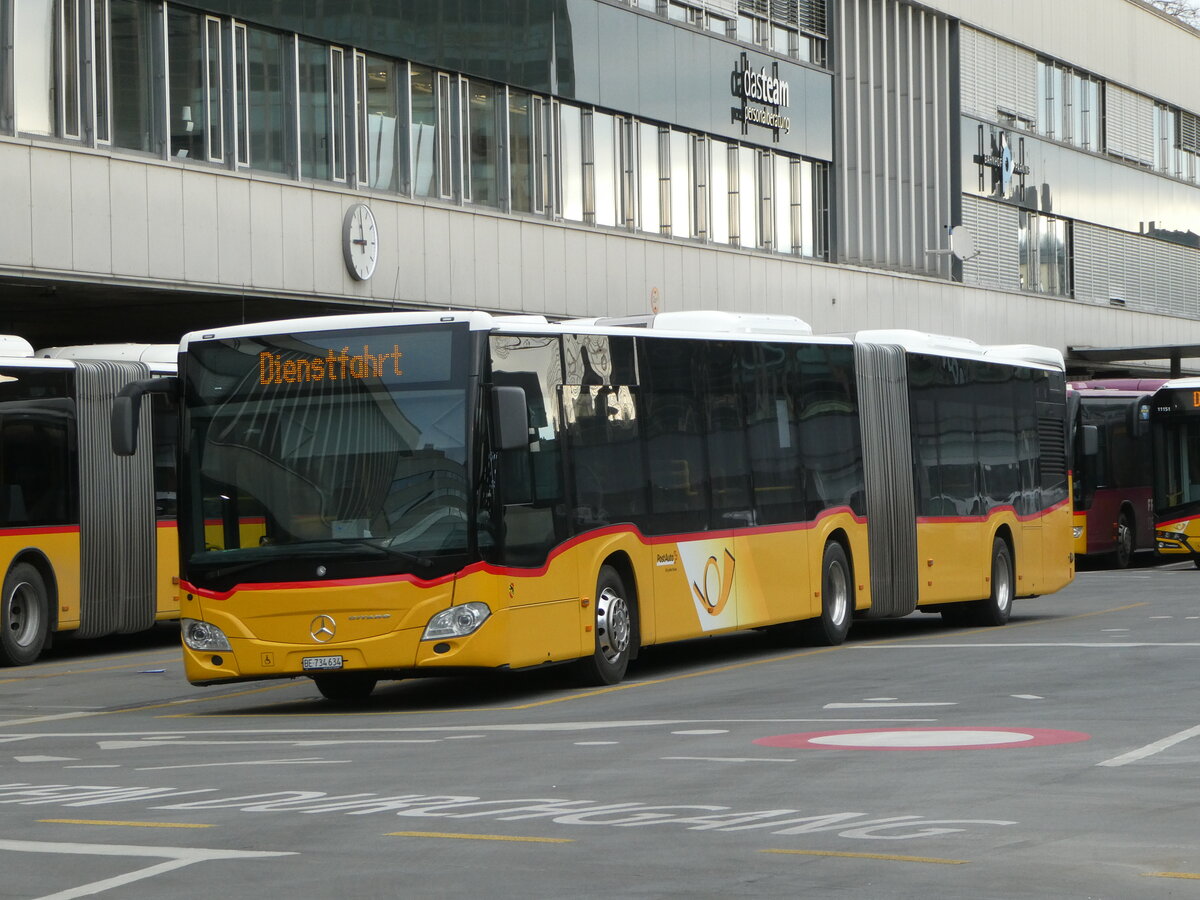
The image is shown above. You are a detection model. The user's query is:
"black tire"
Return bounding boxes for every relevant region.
[1,563,50,667]
[801,542,853,646]
[574,565,634,686]
[975,537,1015,626]
[313,673,378,703]
[1113,511,1134,569]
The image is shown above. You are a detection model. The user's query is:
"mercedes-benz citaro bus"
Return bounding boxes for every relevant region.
[0,339,177,666]
[1150,377,1200,565]
[112,310,1074,702]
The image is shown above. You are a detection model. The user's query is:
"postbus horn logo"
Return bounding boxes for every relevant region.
[692,549,736,616]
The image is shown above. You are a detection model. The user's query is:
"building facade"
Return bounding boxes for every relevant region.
[1,0,1198,366]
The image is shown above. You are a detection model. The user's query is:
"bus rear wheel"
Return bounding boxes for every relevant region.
[313,673,378,703]
[1,563,50,667]
[802,542,853,646]
[1113,511,1134,569]
[575,565,633,686]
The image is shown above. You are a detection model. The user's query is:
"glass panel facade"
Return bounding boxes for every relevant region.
[205,17,223,161]
[167,8,206,160]
[410,64,438,197]
[298,39,331,180]
[773,153,792,254]
[737,146,758,248]
[466,80,499,207]
[246,26,287,174]
[559,103,584,222]
[15,0,56,135]
[94,0,110,142]
[669,129,690,238]
[593,111,618,227]
[509,89,533,212]
[110,0,155,152]
[363,55,399,191]
[709,139,729,244]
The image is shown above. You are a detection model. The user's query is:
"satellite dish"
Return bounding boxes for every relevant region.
[949,225,979,261]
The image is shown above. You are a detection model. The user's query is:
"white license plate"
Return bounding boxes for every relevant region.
[301,655,344,671]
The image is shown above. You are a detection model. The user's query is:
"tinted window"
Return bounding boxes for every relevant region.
[640,339,707,534]
[741,342,804,526]
[797,345,863,517]
[0,367,75,527]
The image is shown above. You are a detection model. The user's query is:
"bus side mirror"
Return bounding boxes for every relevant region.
[112,376,176,456]
[492,385,529,451]
[1081,424,1099,457]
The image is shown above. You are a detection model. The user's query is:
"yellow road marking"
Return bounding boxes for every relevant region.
[1144,871,1200,880]
[762,848,967,865]
[387,831,572,843]
[164,601,1151,718]
[39,819,214,829]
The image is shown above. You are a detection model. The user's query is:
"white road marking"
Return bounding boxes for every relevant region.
[663,756,797,763]
[824,702,956,709]
[65,766,121,770]
[864,697,897,701]
[1148,617,1173,620]
[1096,724,1200,767]
[1102,628,1131,632]
[671,729,730,735]
[98,738,440,750]
[574,741,620,746]
[0,712,98,728]
[809,730,1033,748]
[0,838,293,900]
[136,758,349,771]
[1011,694,1043,700]
[15,756,77,763]
[858,643,1200,648]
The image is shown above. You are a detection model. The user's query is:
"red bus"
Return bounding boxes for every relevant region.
[1068,379,1162,568]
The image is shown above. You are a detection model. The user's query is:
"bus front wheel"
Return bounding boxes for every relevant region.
[575,565,633,686]
[313,673,378,703]
[1,563,50,667]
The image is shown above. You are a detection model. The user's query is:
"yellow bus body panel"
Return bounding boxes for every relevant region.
[1154,515,1200,559]
[1072,511,1088,557]
[0,527,83,632]
[155,522,180,621]
[182,516,877,685]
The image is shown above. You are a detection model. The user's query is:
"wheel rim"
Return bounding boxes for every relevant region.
[6,581,42,649]
[993,552,1012,613]
[596,586,631,665]
[1117,518,1133,563]
[826,561,849,627]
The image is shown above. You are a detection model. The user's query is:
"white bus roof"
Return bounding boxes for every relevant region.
[179,311,1060,368]
[37,343,177,373]
[0,335,34,357]
[854,329,1064,371]
[1156,377,1200,391]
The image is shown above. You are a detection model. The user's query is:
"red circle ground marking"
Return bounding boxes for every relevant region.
[754,727,1091,751]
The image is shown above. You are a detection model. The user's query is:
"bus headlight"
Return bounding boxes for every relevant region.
[182,619,232,652]
[423,603,491,640]
[1072,526,1084,539]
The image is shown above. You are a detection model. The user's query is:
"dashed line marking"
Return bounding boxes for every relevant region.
[1144,872,1200,880]
[387,831,572,844]
[663,756,797,763]
[761,848,968,865]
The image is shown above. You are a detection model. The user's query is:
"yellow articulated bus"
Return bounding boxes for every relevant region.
[1149,378,1200,564]
[0,339,178,666]
[112,310,1073,701]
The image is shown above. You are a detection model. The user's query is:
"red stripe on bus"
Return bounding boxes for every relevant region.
[0,525,81,536]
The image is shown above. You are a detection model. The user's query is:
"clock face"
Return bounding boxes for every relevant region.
[342,203,379,281]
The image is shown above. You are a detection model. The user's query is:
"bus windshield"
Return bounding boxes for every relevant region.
[1155,414,1200,516]
[181,323,473,585]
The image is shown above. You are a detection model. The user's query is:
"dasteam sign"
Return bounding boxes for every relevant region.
[731,52,791,142]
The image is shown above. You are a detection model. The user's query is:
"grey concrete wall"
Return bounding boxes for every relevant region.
[5,137,1200,359]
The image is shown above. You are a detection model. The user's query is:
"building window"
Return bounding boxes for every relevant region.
[637,121,662,233]
[297,40,345,181]
[709,138,730,244]
[166,9,202,159]
[109,0,156,153]
[464,79,499,208]
[1019,212,1072,297]
[409,64,438,197]
[15,0,61,136]
[591,111,619,227]
[357,54,400,192]
[1038,58,1103,152]
[244,25,287,175]
[557,102,585,222]
[735,145,758,248]
[668,129,690,238]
